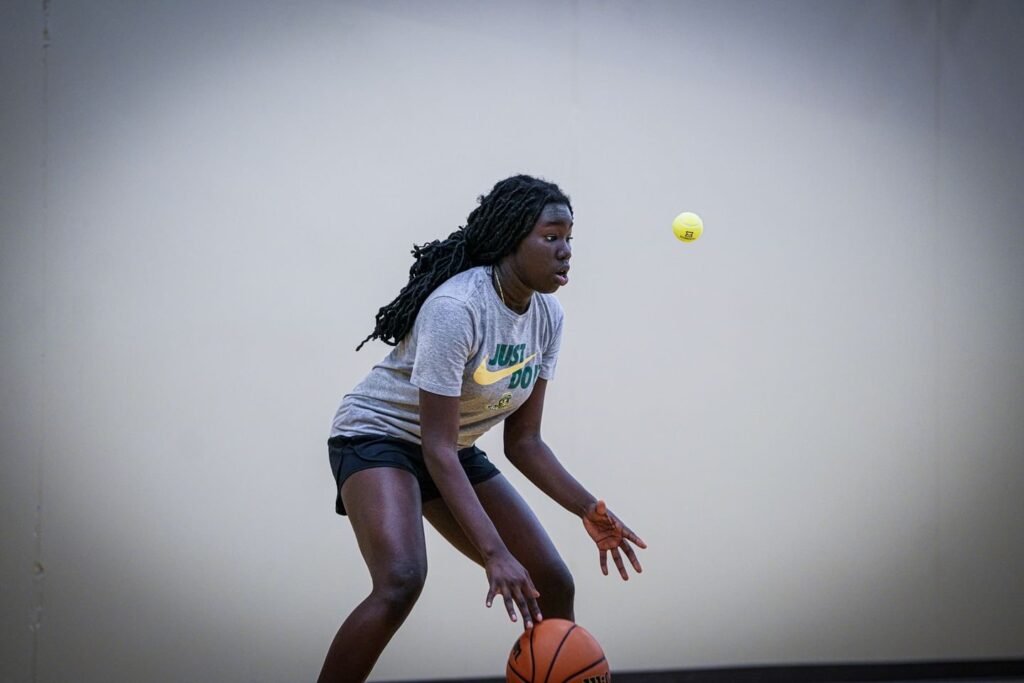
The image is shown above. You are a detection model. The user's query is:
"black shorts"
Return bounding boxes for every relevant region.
[328,434,501,516]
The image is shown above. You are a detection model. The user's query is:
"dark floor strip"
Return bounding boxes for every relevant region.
[389,658,1024,683]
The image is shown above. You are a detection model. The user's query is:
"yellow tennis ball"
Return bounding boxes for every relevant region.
[672,212,703,242]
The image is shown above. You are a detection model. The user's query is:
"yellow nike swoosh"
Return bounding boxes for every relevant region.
[472,353,537,386]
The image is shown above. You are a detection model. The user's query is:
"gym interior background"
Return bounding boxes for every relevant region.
[2,1,1022,681]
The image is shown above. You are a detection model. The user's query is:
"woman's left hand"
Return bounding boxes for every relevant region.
[582,500,647,580]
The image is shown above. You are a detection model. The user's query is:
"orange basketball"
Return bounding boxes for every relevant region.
[506,618,610,683]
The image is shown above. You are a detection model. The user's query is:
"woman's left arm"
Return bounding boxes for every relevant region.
[503,378,647,579]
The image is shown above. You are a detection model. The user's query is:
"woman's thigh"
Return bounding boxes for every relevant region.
[342,467,428,578]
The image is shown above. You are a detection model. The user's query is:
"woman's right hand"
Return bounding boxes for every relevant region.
[484,550,543,629]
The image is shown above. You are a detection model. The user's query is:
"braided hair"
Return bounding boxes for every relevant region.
[356,174,572,350]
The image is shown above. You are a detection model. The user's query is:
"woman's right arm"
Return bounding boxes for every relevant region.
[418,388,543,628]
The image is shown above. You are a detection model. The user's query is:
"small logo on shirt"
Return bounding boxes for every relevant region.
[486,392,513,411]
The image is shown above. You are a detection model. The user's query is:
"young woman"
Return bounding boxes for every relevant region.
[320,175,646,682]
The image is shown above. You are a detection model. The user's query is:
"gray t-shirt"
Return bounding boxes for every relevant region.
[331,266,564,448]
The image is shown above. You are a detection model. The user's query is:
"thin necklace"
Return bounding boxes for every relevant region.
[492,266,506,307]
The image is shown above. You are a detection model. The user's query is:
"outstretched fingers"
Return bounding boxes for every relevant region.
[621,539,643,574]
[624,526,648,549]
[600,541,642,580]
[585,500,648,579]
[487,581,542,629]
[610,545,630,580]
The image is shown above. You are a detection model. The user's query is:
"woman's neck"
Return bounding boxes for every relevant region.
[492,263,530,314]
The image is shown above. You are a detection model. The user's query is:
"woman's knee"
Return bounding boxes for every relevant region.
[372,560,428,615]
[533,558,574,603]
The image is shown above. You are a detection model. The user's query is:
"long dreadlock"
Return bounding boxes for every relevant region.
[356,175,572,350]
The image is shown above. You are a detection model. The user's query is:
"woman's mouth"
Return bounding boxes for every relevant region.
[555,265,570,286]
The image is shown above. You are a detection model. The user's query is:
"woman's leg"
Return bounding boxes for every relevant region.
[422,474,575,621]
[318,467,428,683]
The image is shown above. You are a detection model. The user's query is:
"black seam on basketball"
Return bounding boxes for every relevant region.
[543,624,576,683]
[559,656,607,683]
[508,665,531,683]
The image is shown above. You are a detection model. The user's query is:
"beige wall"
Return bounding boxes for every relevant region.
[2,1,1022,680]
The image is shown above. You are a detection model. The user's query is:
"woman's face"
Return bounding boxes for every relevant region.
[508,202,574,294]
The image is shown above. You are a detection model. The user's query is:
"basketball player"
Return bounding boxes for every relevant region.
[319,175,646,682]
